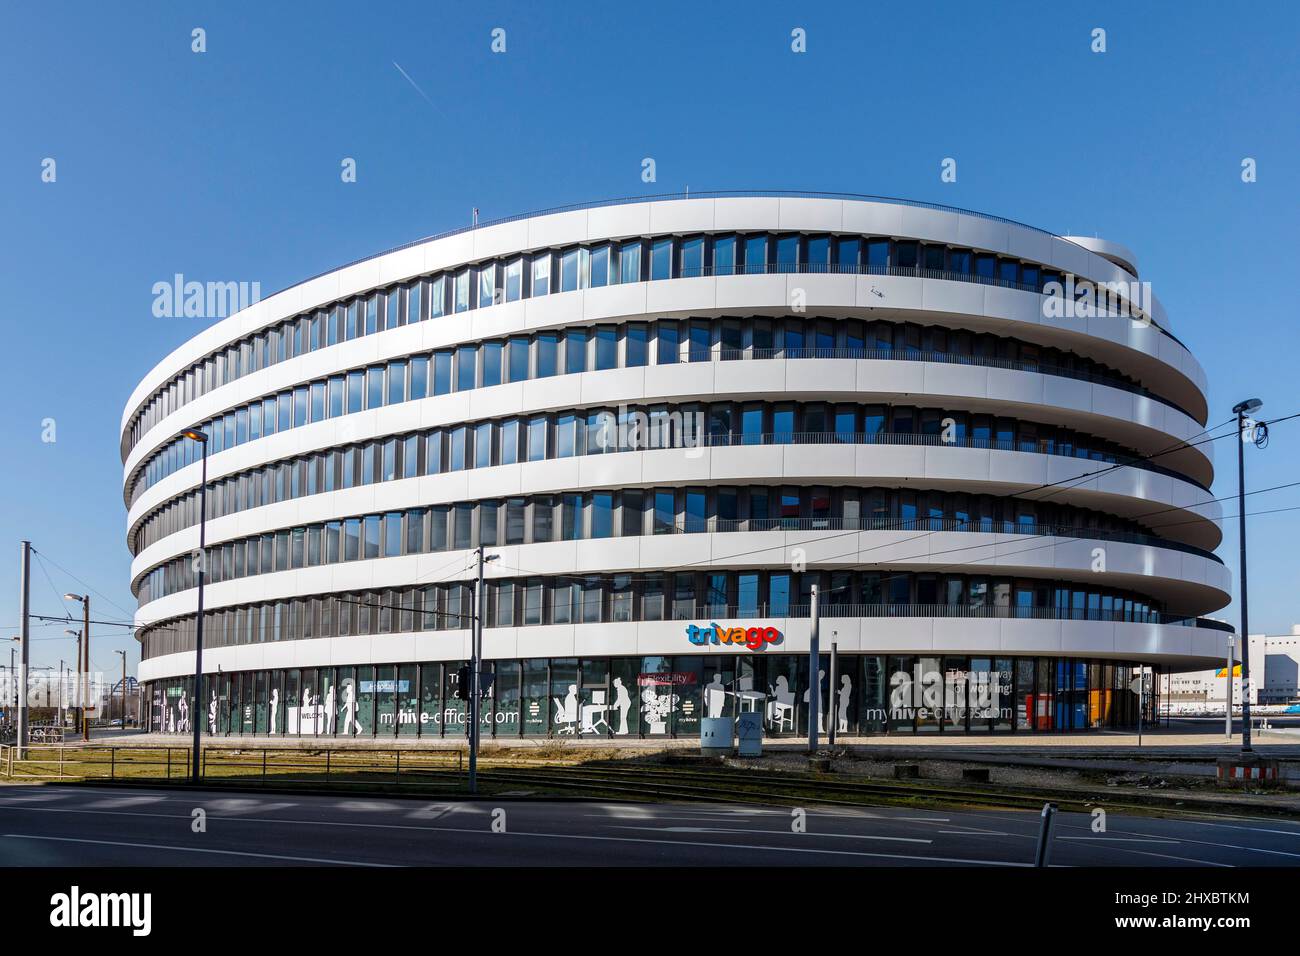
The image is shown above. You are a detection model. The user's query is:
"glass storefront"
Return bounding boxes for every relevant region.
[155,653,1159,739]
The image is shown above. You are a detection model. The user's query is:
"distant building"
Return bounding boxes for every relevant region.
[1165,626,1300,712]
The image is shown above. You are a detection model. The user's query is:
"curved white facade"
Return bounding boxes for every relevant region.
[126,193,1231,739]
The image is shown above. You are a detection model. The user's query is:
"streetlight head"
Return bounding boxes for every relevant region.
[64,629,79,638]
[180,428,209,443]
[1232,398,1263,415]
[63,593,84,603]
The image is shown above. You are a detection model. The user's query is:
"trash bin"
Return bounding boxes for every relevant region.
[701,717,734,756]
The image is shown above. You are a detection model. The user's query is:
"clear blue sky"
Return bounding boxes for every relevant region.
[1,0,1296,680]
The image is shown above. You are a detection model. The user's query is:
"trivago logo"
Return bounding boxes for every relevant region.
[685,623,783,651]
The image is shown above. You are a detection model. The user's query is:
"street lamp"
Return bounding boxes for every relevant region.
[63,593,89,741]
[180,427,210,783]
[1232,398,1262,753]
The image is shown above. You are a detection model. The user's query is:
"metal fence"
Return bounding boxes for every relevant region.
[0,743,464,788]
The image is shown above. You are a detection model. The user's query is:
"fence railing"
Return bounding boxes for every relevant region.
[0,744,463,787]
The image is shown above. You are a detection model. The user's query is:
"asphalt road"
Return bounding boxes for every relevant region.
[0,784,1297,867]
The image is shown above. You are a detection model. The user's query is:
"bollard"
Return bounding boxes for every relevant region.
[1034,802,1058,867]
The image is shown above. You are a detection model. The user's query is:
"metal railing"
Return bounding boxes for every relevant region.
[666,602,1229,629]
[0,743,463,787]
[696,516,1221,564]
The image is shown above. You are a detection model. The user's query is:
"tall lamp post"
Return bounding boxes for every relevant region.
[180,427,210,783]
[63,593,90,741]
[1232,398,1263,753]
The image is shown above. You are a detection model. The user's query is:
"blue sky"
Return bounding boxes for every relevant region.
[1,0,1296,679]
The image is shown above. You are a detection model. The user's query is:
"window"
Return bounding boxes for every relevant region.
[366,366,384,409]
[565,328,588,375]
[650,238,673,280]
[507,336,530,382]
[454,270,470,312]
[504,259,523,302]
[433,350,453,395]
[531,254,551,296]
[626,323,649,367]
[559,248,581,292]
[713,235,736,276]
[588,244,609,288]
[410,356,428,399]
[595,326,617,370]
[387,360,406,405]
[536,332,558,378]
[680,236,704,277]
[743,235,767,274]
[478,264,496,308]
[776,235,799,273]
[482,341,503,388]
[656,321,679,364]
[619,241,641,283]
[456,346,477,391]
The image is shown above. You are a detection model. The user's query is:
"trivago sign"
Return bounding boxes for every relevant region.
[685,623,783,651]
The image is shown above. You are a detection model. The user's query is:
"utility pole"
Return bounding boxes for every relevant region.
[827,637,838,746]
[116,650,127,731]
[808,583,820,754]
[468,545,498,794]
[18,541,31,756]
[1225,634,1235,740]
[1233,398,1263,753]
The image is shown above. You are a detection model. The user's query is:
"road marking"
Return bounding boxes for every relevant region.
[937,829,1010,836]
[1,833,394,866]
[1058,837,1181,844]
[614,825,931,844]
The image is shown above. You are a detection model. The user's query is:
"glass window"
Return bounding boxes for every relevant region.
[433,350,453,395]
[531,254,551,296]
[536,332,558,378]
[619,241,641,283]
[743,235,767,274]
[626,323,649,367]
[387,360,406,405]
[650,238,673,280]
[410,356,428,400]
[366,366,384,409]
[478,264,496,308]
[508,336,529,382]
[588,244,609,288]
[776,235,799,273]
[656,321,679,364]
[559,248,581,292]
[565,328,588,375]
[454,270,470,312]
[713,235,736,276]
[481,341,503,388]
[504,259,523,302]
[456,346,477,391]
[680,236,704,278]
[595,326,617,370]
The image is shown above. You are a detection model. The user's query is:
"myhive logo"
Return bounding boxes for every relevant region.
[685,623,783,651]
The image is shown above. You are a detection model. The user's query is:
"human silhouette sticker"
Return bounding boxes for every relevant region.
[209,688,218,735]
[612,677,631,735]
[802,668,827,733]
[704,673,727,718]
[836,674,853,733]
[269,688,279,735]
[177,694,189,733]
[340,679,363,736]
[323,683,336,735]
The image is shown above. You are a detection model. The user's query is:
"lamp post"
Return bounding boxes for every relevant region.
[180,427,210,783]
[63,593,90,741]
[1232,398,1262,753]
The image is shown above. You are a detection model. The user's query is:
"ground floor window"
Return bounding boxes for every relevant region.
[149,654,1157,739]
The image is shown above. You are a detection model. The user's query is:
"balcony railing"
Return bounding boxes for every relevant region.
[666,602,1232,630]
[696,516,1221,564]
[683,430,1208,492]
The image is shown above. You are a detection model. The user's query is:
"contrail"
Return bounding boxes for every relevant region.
[393,61,445,116]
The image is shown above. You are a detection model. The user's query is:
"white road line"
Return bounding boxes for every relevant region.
[614,825,931,844]
[1,833,394,867]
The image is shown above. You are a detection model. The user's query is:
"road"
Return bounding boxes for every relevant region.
[1,785,1298,867]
